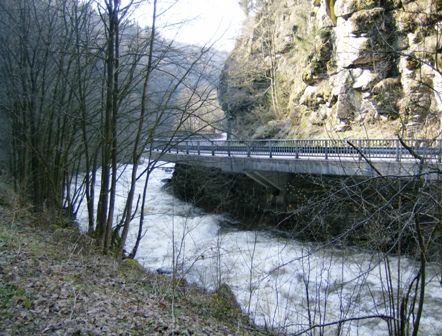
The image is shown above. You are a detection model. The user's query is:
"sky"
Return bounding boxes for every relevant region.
[133,0,246,52]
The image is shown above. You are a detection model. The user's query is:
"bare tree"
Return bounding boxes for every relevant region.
[0,0,226,259]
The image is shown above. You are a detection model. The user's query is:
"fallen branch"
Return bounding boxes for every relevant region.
[291,314,395,336]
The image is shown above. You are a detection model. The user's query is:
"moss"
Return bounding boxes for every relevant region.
[303,95,316,108]
[209,284,244,321]
[298,115,312,133]
[302,83,329,110]
[352,7,385,34]
[436,53,442,69]
[301,27,333,87]
[326,58,336,73]
[0,284,32,310]
[318,27,332,42]
[275,71,288,83]
[302,68,314,85]
[317,86,331,102]
[302,63,324,85]
[356,0,378,11]
[120,258,145,274]
[406,55,421,70]
[399,12,417,33]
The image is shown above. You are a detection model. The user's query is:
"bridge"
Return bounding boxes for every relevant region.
[151,138,442,190]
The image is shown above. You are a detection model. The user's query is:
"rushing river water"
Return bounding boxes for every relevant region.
[77,162,442,335]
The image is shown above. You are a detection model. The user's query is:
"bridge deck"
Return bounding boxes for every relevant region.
[150,139,442,179]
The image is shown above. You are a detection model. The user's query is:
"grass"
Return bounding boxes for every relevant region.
[0,177,269,335]
[0,284,32,310]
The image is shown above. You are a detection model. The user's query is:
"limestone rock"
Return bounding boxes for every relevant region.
[350,69,377,90]
[334,0,360,18]
[356,99,379,124]
[336,92,360,122]
[400,81,433,120]
[351,8,386,35]
[219,0,442,139]
[372,77,402,118]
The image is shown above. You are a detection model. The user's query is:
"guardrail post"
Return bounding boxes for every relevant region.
[197,141,200,155]
[227,141,231,157]
[211,141,215,156]
[325,140,328,160]
[358,139,362,160]
[367,139,371,158]
[269,140,273,158]
[247,142,251,157]
[395,139,400,162]
[186,141,189,155]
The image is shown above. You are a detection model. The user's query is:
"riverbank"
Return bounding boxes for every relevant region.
[0,178,267,336]
[171,163,442,257]
[169,164,442,335]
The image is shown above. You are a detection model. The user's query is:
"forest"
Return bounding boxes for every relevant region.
[0,0,225,256]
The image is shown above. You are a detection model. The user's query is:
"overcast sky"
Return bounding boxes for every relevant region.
[132,0,246,52]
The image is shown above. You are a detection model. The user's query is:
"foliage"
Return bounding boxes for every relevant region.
[0,284,32,310]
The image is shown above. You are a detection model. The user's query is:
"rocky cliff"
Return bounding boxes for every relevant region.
[219,0,442,139]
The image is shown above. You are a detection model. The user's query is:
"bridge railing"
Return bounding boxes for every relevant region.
[152,138,442,162]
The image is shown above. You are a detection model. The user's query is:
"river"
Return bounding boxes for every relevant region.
[77,161,442,335]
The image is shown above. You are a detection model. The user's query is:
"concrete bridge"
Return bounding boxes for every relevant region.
[151,138,442,190]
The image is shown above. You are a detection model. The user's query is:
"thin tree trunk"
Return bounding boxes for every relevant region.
[120,0,158,257]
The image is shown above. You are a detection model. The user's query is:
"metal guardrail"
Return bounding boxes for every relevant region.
[152,139,442,163]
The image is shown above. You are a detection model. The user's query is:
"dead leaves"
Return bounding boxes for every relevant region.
[0,214,263,336]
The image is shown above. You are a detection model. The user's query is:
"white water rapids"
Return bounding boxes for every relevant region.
[77,162,442,335]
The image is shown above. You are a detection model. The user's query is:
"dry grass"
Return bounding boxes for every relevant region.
[0,177,269,336]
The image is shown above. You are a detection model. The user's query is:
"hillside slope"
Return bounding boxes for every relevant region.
[0,179,265,336]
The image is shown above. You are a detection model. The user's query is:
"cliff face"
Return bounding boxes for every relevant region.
[219,0,442,139]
